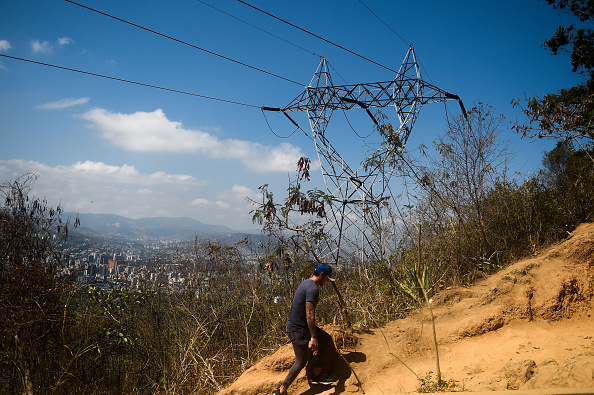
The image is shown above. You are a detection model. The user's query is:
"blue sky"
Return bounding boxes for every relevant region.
[0,0,581,231]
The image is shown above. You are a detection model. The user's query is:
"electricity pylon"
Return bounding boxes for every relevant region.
[266,46,465,265]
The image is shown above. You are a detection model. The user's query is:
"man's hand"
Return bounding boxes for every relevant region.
[309,336,318,351]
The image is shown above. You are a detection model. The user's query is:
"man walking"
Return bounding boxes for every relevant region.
[274,263,336,395]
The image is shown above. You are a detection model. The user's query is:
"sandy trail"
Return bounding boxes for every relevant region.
[219,223,594,394]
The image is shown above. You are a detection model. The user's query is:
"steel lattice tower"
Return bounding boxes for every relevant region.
[272,47,465,265]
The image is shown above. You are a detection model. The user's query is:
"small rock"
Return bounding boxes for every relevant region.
[541,358,558,366]
[496,359,536,390]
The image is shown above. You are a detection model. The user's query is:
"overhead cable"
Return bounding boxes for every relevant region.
[64,0,304,86]
[356,0,409,46]
[261,109,299,139]
[355,1,440,86]
[327,60,350,85]
[236,0,398,74]
[0,54,261,108]
[341,108,375,139]
[196,0,321,57]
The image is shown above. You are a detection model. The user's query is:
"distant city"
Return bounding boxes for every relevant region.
[58,213,264,290]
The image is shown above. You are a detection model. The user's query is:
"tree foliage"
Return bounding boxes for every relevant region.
[401,103,513,282]
[250,157,331,267]
[513,0,594,145]
[0,174,79,394]
[1,125,593,393]
[0,173,78,273]
[544,0,594,75]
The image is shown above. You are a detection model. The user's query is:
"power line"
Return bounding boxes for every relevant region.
[356,0,436,83]
[355,1,437,84]
[236,0,398,74]
[64,0,304,86]
[327,60,350,85]
[356,0,410,46]
[196,0,321,58]
[0,54,261,108]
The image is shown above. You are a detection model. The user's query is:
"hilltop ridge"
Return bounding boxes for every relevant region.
[65,212,259,241]
[219,223,594,394]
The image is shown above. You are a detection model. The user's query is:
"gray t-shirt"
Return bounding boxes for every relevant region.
[286,278,319,334]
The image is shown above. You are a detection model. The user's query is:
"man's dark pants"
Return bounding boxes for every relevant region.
[281,327,334,388]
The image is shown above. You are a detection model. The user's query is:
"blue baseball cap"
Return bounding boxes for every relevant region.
[315,263,335,281]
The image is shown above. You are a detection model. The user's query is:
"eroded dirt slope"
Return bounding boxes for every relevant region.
[219,223,594,394]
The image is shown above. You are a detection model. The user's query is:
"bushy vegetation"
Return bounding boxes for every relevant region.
[2,3,594,391]
[1,123,593,393]
[2,106,594,395]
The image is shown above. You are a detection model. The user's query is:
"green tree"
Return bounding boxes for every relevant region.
[250,157,331,266]
[513,0,594,148]
[540,140,594,223]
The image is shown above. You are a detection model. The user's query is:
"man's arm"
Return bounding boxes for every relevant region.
[306,301,318,351]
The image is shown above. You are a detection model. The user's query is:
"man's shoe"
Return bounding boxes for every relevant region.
[273,388,287,395]
[310,372,335,385]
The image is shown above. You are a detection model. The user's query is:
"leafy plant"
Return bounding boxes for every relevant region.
[417,371,461,393]
[396,262,431,303]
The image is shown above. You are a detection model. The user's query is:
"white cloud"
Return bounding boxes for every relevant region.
[0,159,263,229]
[0,159,206,188]
[149,171,198,183]
[229,184,260,203]
[80,108,304,173]
[190,198,230,210]
[0,40,12,52]
[215,200,230,209]
[37,97,90,110]
[31,37,73,54]
[70,160,140,178]
[57,37,74,47]
[0,40,11,70]
[231,185,254,196]
[191,198,211,206]
[31,40,52,54]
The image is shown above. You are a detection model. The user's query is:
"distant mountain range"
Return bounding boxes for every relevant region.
[65,212,259,241]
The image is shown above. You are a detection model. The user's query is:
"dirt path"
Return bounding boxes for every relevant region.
[219,223,594,394]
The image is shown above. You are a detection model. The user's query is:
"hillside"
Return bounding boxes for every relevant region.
[69,213,238,239]
[219,223,594,394]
